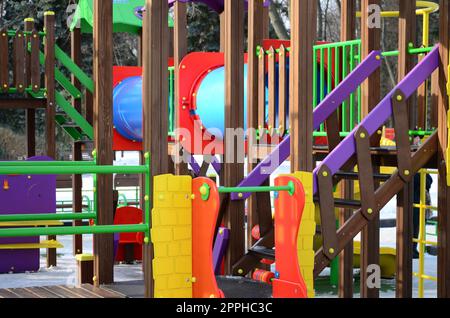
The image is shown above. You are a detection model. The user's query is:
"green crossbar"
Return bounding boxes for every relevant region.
[55,45,94,93]
[55,91,94,140]
[0,213,96,222]
[0,224,148,238]
[0,164,147,175]
[36,50,82,99]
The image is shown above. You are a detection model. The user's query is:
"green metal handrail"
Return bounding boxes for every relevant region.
[0,224,148,238]
[0,152,151,242]
[0,213,96,222]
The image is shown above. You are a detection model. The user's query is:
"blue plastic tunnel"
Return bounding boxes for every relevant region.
[113,62,325,142]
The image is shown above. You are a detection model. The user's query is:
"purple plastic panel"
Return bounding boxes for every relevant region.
[0,156,56,274]
[213,227,229,275]
[312,45,440,193]
[168,0,270,13]
[231,51,383,201]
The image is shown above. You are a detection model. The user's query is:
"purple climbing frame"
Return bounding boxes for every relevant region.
[311,46,439,194]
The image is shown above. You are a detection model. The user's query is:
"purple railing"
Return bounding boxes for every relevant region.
[312,45,439,194]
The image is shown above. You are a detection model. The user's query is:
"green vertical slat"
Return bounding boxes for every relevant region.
[335,44,340,131]
[349,44,355,130]
[342,45,348,132]
[357,44,362,124]
[313,47,318,109]
[320,48,325,132]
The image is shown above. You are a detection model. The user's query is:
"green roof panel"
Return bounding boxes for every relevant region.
[70,0,174,34]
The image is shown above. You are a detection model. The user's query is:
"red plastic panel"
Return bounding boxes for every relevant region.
[192,177,223,298]
[113,206,143,262]
[272,176,308,298]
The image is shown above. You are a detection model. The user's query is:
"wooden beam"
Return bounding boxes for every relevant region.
[438,0,450,298]
[247,0,266,251]
[0,99,46,109]
[24,18,36,159]
[395,0,416,298]
[44,11,57,268]
[338,0,356,299]
[174,0,189,176]
[223,0,245,274]
[71,27,83,256]
[290,0,316,172]
[360,0,381,299]
[142,0,170,297]
[93,0,114,286]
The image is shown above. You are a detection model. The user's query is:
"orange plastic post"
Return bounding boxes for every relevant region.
[192,177,224,298]
[272,175,308,298]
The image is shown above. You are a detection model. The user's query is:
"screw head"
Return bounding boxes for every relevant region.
[322,171,328,177]
[360,132,366,139]
[238,269,244,275]
[144,195,150,201]
[367,208,373,214]
[144,152,150,159]
[238,193,243,198]
[199,186,208,196]
[144,237,149,244]
[396,95,403,101]
[375,55,381,60]
[329,248,335,254]
[404,170,410,176]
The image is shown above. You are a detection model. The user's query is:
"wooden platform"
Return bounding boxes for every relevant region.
[0,284,127,298]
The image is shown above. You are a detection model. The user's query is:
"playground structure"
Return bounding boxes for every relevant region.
[0,0,449,299]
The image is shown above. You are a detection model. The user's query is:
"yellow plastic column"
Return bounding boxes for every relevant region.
[293,172,316,298]
[151,174,193,298]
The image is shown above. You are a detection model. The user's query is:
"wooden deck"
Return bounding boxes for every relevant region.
[0,284,127,298]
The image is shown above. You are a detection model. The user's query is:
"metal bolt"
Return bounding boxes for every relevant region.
[238,193,243,198]
[144,195,149,201]
[375,55,381,60]
[329,248,335,254]
[360,132,366,139]
[396,95,403,101]
[238,269,244,275]
[367,208,373,214]
[404,170,410,176]
[322,171,328,177]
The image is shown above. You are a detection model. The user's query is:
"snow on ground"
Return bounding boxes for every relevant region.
[0,235,143,289]
[0,153,440,297]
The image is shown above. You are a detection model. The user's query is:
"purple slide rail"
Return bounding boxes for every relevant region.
[312,45,439,194]
[231,50,383,201]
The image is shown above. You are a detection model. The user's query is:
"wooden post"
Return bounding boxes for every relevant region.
[71,27,83,256]
[360,0,381,298]
[247,0,267,251]
[142,0,169,297]
[174,0,189,176]
[24,18,36,158]
[438,0,450,298]
[220,12,226,52]
[396,0,416,298]
[44,11,57,268]
[338,0,355,299]
[290,0,316,172]
[223,0,245,274]
[93,0,114,285]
